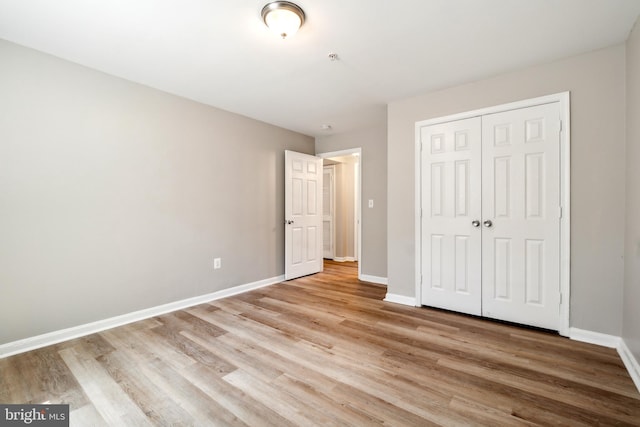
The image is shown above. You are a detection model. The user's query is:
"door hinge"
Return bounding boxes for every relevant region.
[558,206,563,219]
[559,120,563,133]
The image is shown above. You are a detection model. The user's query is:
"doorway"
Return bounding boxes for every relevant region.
[317,148,362,280]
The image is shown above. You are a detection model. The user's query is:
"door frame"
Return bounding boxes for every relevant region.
[414,92,571,336]
[317,148,363,280]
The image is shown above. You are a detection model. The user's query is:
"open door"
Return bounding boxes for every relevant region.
[285,150,323,280]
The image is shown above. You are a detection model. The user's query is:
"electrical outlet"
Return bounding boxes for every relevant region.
[214,258,221,269]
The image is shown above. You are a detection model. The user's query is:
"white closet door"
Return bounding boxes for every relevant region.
[420,117,482,316]
[481,103,561,330]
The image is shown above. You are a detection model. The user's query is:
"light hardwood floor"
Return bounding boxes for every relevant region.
[1,260,639,426]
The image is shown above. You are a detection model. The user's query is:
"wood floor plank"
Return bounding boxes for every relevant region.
[180,363,296,427]
[58,347,153,426]
[222,370,335,426]
[96,350,197,426]
[1,260,638,426]
[3,346,88,407]
[271,373,384,426]
[439,357,640,425]
[70,404,109,427]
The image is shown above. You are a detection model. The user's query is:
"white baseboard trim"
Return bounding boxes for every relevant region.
[0,275,285,359]
[618,339,640,393]
[384,293,417,307]
[360,274,388,285]
[569,327,640,393]
[568,327,621,348]
[333,257,356,262]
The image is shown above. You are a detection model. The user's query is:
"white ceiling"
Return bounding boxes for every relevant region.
[1,0,639,137]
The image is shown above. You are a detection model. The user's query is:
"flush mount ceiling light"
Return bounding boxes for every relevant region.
[261,1,305,39]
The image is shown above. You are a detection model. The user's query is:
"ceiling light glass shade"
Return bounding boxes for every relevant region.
[261,2,305,39]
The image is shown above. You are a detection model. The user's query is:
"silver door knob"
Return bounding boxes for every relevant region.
[471,220,480,228]
[483,219,493,228]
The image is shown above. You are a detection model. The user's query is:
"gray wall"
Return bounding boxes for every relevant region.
[388,45,626,335]
[316,113,388,279]
[0,39,314,345]
[624,19,640,361]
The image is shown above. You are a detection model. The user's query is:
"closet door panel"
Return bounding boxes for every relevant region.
[481,103,561,330]
[420,117,482,316]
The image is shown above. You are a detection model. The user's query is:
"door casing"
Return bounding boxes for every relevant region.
[414,92,571,336]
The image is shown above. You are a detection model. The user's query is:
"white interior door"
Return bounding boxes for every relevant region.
[323,165,335,259]
[285,150,323,280]
[481,103,561,330]
[420,102,561,330]
[421,117,482,316]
